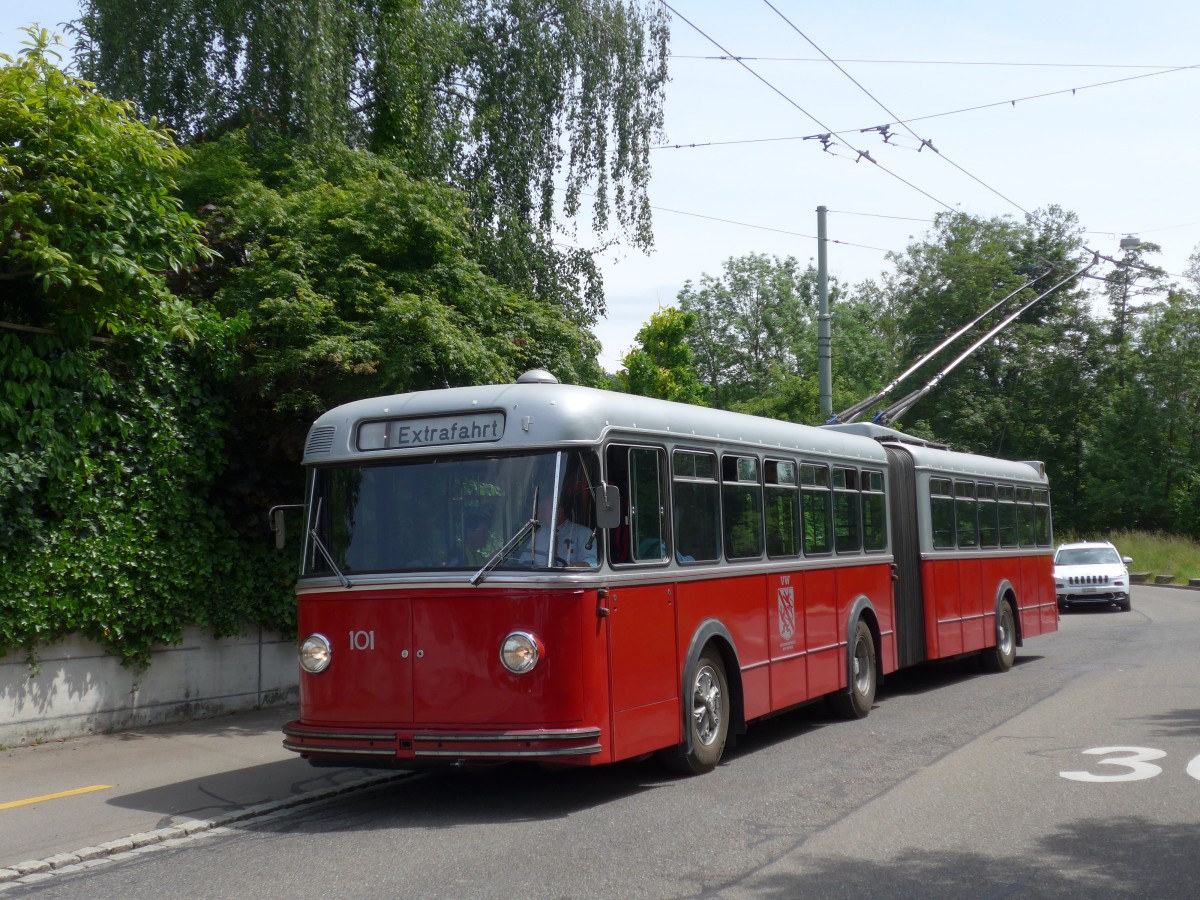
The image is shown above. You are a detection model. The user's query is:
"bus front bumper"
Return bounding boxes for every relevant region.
[282,721,603,766]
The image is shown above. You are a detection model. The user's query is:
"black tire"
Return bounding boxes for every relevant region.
[830,620,876,719]
[981,601,1017,672]
[1118,596,1132,612]
[660,649,729,775]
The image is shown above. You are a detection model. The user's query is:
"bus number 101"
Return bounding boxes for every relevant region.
[349,630,376,651]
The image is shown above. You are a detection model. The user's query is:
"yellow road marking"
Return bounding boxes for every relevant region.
[0,785,114,810]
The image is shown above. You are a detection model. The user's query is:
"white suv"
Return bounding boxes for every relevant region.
[1053,541,1133,612]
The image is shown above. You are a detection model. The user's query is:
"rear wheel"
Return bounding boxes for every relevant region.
[830,620,876,719]
[661,649,729,775]
[981,601,1017,672]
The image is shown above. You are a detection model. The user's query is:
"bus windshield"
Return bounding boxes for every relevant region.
[303,449,601,577]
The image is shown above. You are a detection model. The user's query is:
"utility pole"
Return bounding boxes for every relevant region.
[817,205,832,418]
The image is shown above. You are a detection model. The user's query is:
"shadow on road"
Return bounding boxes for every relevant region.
[737,816,1200,899]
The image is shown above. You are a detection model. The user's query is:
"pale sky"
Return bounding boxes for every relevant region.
[6,3,1199,371]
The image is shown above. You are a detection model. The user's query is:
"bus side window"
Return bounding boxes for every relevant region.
[1017,486,1037,546]
[630,447,667,562]
[673,449,720,562]
[1033,488,1052,546]
[765,459,800,558]
[977,483,999,548]
[723,455,763,560]
[862,469,887,552]
[605,445,632,563]
[800,463,832,555]
[832,466,861,554]
[955,481,978,548]
[929,478,955,549]
[605,445,667,564]
[997,484,1018,546]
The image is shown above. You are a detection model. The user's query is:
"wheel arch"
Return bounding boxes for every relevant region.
[994,579,1023,647]
[681,619,745,754]
[844,594,883,689]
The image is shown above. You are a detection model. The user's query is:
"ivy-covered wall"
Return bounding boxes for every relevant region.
[0,330,297,669]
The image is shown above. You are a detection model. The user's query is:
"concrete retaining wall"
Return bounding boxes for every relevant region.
[0,628,298,747]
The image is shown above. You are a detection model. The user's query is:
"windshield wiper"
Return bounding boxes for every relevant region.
[309,528,352,588]
[472,487,541,586]
[308,498,352,588]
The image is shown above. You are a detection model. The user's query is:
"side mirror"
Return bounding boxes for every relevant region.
[268,504,303,549]
[1123,556,1133,565]
[594,483,621,529]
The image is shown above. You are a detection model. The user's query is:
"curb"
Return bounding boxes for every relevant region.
[0,771,412,887]
[1138,580,1200,593]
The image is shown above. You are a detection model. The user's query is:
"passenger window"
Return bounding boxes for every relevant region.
[606,444,667,565]
[765,460,801,558]
[833,466,861,554]
[977,483,999,548]
[723,455,763,560]
[673,450,720,562]
[997,484,1018,547]
[862,469,887,552]
[1033,488,1052,546]
[801,463,833,555]
[930,478,955,549]
[955,481,977,548]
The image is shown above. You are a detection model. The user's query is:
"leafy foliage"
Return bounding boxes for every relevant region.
[0,43,293,667]
[678,254,818,408]
[181,135,602,418]
[0,29,211,339]
[0,329,296,669]
[75,0,670,317]
[614,307,706,403]
[170,135,604,522]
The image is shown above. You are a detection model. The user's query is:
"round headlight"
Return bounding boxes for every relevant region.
[500,631,542,675]
[299,633,332,674]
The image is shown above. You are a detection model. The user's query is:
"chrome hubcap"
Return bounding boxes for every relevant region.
[692,664,723,746]
[852,639,871,694]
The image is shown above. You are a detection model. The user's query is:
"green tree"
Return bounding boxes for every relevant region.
[1100,240,1167,388]
[0,36,291,667]
[183,135,600,415]
[0,29,211,340]
[615,307,706,403]
[678,254,820,408]
[1079,284,1200,536]
[878,210,1099,497]
[172,134,603,517]
[75,1,670,320]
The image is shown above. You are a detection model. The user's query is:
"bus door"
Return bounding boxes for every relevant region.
[605,445,679,758]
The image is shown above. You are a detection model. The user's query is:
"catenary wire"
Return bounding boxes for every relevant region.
[653,64,1199,150]
[659,1,957,212]
[674,55,1192,69]
[760,0,1037,219]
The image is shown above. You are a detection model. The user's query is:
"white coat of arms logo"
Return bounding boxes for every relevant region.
[777,586,796,641]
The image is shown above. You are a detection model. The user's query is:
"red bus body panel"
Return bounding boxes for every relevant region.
[921,553,1056,661]
[285,559,901,767]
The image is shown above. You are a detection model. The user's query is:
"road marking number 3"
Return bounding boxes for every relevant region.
[1060,746,1200,783]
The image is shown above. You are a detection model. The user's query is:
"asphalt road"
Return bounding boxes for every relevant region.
[6,585,1199,898]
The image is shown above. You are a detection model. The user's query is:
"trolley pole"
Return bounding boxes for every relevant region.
[817,205,832,419]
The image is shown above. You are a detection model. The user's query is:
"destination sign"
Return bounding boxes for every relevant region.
[358,412,506,451]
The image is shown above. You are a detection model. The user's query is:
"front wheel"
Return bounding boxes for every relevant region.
[830,620,876,719]
[981,601,1017,672]
[660,649,729,775]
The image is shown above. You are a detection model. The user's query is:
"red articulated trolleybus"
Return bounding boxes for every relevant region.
[281,369,1057,774]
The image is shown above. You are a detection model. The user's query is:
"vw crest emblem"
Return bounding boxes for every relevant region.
[778,586,796,641]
